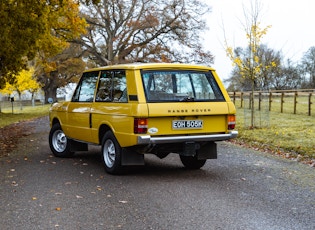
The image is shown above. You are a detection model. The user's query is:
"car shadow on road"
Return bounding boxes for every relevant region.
[64,145,222,180]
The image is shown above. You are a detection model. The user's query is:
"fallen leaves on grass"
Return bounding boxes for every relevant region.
[228,139,315,167]
[0,120,34,157]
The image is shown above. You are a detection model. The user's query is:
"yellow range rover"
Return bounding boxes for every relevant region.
[49,63,238,174]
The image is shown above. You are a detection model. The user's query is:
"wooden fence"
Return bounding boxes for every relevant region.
[229,89,315,116]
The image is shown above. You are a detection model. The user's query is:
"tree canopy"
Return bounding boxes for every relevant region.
[1,0,214,102]
[0,0,47,87]
[0,67,41,109]
[300,47,315,88]
[36,43,87,102]
[77,0,213,66]
[30,0,87,102]
[0,67,39,95]
[0,0,87,92]
[226,44,281,91]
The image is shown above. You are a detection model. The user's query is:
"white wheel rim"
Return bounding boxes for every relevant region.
[103,139,115,168]
[52,130,67,152]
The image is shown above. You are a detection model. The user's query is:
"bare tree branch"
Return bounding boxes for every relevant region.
[78,0,213,65]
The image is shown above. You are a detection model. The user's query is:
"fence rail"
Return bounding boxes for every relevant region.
[0,99,44,112]
[229,89,315,116]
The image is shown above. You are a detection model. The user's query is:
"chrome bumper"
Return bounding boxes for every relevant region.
[137,130,238,144]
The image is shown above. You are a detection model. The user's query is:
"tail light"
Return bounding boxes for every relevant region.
[134,118,148,134]
[228,115,236,130]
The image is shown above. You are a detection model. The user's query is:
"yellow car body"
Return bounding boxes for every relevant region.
[49,63,237,174]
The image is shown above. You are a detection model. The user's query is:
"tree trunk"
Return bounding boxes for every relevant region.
[31,92,35,107]
[44,87,58,104]
[41,71,58,104]
[18,91,23,111]
[251,81,255,128]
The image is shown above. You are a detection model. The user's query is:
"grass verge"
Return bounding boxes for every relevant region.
[234,108,315,163]
[0,104,50,128]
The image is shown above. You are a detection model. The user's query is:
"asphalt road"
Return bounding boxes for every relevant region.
[0,117,314,230]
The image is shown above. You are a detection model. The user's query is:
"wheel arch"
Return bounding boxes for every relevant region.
[50,117,61,128]
[51,117,60,125]
[99,124,112,144]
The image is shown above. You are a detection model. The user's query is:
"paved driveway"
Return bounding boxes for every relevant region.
[0,117,314,229]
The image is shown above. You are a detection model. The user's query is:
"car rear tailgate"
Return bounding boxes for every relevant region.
[146,102,231,135]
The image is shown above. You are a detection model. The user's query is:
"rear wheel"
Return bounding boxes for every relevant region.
[49,123,74,157]
[101,131,123,174]
[180,155,206,169]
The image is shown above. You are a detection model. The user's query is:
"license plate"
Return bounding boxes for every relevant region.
[172,120,203,129]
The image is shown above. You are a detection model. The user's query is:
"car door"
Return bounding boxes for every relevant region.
[66,71,99,142]
[91,70,131,144]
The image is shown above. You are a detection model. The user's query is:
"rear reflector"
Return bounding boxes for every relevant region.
[228,115,236,130]
[134,118,148,134]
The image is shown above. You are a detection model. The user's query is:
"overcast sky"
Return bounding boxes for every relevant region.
[204,0,315,82]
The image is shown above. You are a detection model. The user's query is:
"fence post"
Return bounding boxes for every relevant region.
[281,92,284,113]
[258,92,262,111]
[240,92,244,108]
[294,92,298,114]
[269,92,272,111]
[233,91,236,104]
[309,93,312,116]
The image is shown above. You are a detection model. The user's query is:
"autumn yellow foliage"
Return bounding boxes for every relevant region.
[0,68,40,98]
[36,0,87,72]
[225,23,274,82]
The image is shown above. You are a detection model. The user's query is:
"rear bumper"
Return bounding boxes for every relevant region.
[137,130,238,144]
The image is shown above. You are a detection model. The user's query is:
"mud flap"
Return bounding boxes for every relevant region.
[121,148,145,166]
[182,142,197,156]
[197,142,217,160]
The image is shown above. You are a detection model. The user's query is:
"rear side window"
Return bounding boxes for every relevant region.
[95,70,127,102]
[141,70,224,102]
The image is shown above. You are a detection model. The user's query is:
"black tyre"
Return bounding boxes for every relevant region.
[49,123,74,157]
[101,131,123,174]
[180,155,206,169]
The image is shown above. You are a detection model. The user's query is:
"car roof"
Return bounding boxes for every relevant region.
[84,63,215,72]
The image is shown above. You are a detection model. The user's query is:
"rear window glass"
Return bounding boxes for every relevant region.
[141,70,225,102]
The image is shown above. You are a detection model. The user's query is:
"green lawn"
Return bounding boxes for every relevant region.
[234,97,315,160]
[0,104,50,128]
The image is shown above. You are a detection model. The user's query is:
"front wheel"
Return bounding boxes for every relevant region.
[101,131,123,174]
[180,155,206,169]
[49,123,74,157]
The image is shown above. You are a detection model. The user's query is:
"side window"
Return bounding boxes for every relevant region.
[96,70,127,102]
[113,70,127,102]
[72,71,99,102]
[96,71,112,101]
